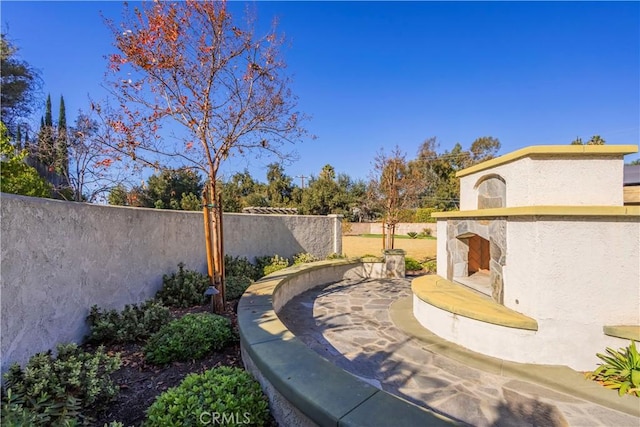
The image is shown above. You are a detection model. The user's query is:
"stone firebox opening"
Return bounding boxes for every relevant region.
[452,233,491,296]
[468,234,490,273]
[447,218,506,303]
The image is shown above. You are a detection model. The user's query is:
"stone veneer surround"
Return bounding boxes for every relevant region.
[446,218,507,303]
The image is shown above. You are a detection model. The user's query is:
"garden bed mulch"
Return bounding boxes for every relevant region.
[90,303,275,427]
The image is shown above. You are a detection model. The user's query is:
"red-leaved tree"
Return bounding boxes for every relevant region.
[99,0,308,310]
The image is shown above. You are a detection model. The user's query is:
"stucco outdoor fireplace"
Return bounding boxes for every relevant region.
[412,145,640,371]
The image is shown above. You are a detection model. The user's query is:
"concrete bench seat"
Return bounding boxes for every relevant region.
[412,275,538,331]
[603,325,640,342]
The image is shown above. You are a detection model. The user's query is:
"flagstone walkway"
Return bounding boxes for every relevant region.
[278,277,639,427]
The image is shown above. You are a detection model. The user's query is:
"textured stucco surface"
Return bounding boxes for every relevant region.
[223,212,341,259]
[459,155,625,210]
[0,194,340,374]
[504,218,639,324]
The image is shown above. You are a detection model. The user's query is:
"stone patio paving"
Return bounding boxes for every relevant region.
[278,277,639,427]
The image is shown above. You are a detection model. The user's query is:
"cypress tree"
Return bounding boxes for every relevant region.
[44,94,52,127]
[37,94,55,166]
[56,95,68,178]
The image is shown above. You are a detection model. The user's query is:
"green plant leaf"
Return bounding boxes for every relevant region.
[619,382,630,396]
[631,369,640,388]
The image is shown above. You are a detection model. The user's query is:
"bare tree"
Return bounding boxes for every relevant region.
[99,0,309,310]
[57,111,134,203]
[369,146,421,250]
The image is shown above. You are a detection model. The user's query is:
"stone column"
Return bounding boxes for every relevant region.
[328,214,343,255]
[383,249,406,278]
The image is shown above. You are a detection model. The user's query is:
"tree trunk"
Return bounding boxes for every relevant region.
[382,220,386,251]
[385,224,390,250]
[215,187,225,303]
[203,181,225,313]
[202,188,215,311]
[382,220,396,251]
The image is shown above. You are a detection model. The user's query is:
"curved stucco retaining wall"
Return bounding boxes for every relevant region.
[0,193,341,375]
[238,260,454,426]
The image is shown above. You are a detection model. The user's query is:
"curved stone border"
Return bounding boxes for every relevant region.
[238,260,456,426]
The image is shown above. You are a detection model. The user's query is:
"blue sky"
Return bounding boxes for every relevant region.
[2,1,639,183]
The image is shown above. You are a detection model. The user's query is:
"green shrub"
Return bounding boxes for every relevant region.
[225,276,253,300]
[407,232,418,239]
[225,255,261,281]
[145,366,269,426]
[2,344,121,425]
[397,209,415,222]
[588,341,640,397]
[253,255,272,278]
[259,255,290,276]
[326,252,347,260]
[86,301,171,344]
[415,208,441,223]
[293,252,318,265]
[422,259,437,273]
[361,253,379,258]
[1,389,39,426]
[144,313,234,365]
[405,257,423,271]
[156,262,210,308]
[360,253,383,262]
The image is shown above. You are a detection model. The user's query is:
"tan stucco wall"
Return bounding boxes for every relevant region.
[0,194,340,374]
[346,222,437,236]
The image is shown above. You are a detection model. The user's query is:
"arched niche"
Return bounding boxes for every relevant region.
[474,174,506,209]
